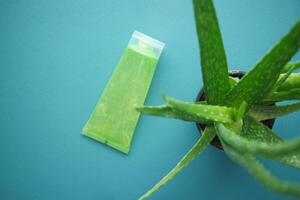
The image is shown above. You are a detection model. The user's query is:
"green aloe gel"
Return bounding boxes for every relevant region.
[82,31,165,154]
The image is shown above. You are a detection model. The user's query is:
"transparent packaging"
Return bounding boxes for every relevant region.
[128,31,165,58]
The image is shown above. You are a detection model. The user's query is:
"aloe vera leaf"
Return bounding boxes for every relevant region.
[272,68,298,92]
[217,116,300,169]
[281,61,300,73]
[241,116,281,142]
[229,76,239,87]
[216,122,300,158]
[193,0,230,104]
[264,88,300,102]
[277,73,300,91]
[221,140,300,196]
[229,64,299,91]
[136,105,211,124]
[241,116,300,169]
[163,95,235,124]
[235,101,247,120]
[249,102,300,121]
[139,126,216,200]
[223,19,300,110]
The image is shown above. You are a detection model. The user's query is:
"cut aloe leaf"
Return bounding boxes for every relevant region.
[223,19,300,110]
[139,126,216,200]
[163,95,236,124]
[249,102,300,121]
[136,105,211,124]
[221,140,300,196]
[82,31,164,154]
[193,0,230,104]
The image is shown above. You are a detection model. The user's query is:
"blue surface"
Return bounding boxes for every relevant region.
[1,0,300,199]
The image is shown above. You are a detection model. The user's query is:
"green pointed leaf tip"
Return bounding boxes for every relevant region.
[136,105,211,124]
[273,68,298,92]
[163,95,236,123]
[223,19,300,110]
[264,88,300,102]
[235,101,247,120]
[139,127,216,200]
[277,73,300,91]
[221,141,300,196]
[249,102,300,121]
[281,61,300,73]
[193,0,230,104]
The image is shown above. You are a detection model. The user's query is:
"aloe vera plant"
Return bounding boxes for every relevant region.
[136,0,300,199]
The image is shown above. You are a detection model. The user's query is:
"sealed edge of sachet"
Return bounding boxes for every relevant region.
[82,31,165,154]
[82,129,130,153]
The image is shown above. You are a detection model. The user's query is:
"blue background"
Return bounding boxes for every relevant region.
[1,0,300,199]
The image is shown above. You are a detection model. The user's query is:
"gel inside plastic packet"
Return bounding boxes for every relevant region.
[82,31,165,154]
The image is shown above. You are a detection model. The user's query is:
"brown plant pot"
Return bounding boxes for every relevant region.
[195,70,276,150]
